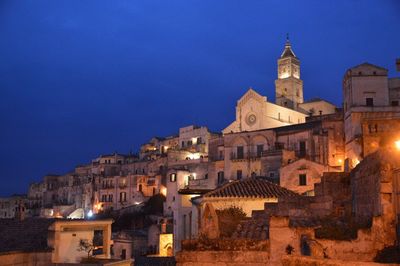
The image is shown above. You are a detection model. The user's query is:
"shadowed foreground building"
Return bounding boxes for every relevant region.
[177,146,400,265]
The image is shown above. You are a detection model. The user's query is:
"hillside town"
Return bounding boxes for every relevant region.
[1,38,400,265]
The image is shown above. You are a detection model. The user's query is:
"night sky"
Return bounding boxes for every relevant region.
[0,1,399,196]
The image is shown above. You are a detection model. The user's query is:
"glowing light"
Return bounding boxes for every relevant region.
[395,140,400,151]
[188,153,201,160]
[338,159,343,164]
[353,158,360,167]
[87,210,93,218]
[94,203,102,211]
[160,187,167,196]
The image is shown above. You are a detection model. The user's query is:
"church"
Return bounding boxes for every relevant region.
[223,37,336,134]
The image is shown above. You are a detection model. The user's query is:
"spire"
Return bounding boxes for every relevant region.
[280,34,296,58]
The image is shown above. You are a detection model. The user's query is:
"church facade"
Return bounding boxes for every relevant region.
[223,38,336,134]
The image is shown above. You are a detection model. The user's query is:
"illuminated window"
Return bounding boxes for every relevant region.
[170,173,177,182]
[120,192,126,202]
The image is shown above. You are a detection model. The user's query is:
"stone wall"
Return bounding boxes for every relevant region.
[0,251,51,266]
[176,251,269,266]
[268,215,396,265]
[281,255,398,266]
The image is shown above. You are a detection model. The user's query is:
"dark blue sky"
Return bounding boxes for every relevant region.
[0,1,399,196]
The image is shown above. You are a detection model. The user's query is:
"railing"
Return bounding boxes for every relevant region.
[230,152,263,160]
[101,185,115,189]
[188,178,210,189]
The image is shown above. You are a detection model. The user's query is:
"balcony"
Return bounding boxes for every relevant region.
[230,152,263,161]
[101,185,115,190]
[188,178,210,189]
[118,184,127,189]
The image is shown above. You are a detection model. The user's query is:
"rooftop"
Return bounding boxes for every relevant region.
[0,218,55,253]
[203,178,298,199]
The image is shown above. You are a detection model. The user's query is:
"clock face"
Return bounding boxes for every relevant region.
[247,114,257,126]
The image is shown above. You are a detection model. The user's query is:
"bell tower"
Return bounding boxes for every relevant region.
[275,35,303,110]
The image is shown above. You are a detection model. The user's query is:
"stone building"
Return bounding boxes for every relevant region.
[177,145,400,265]
[343,62,400,169]
[0,194,27,219]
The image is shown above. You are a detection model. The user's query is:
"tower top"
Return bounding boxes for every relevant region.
[280,34,296,58]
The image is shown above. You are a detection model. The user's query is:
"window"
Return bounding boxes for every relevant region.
[237,170,242,180]
[366,98,374,107]
[139,184,142,192]
[275,142,285,150]
[108,194,113,202]
[204,173,208,179]
[299,174,307,186]
[269,172,275,178]
[237,146,244,159]
[197,137,202,144]
[219,150,224,160]
[181,141,185,147]
[299,141,306,158]
[392,101,399,106]
[256,144,264,157]
[120,192,127,202]
[217,171,224,185]
[170,173,177,182]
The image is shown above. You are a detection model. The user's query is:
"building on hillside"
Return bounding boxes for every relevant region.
[195,178,298,240]
[177,145,400,265]
[343,62,400,169]
[0,194,27,219]
[112,230,147,259]
[209,112,344,187]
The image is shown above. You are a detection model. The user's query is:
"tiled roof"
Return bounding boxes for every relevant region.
[203,178,298,199]
[0,218,54,253]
